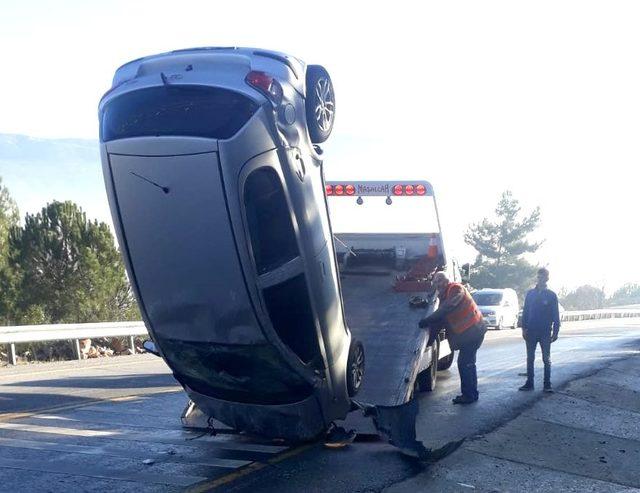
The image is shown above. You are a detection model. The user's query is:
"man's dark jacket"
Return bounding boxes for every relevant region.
[522,285,561,336]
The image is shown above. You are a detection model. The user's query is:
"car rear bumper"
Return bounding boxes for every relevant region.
[184,385,328,441]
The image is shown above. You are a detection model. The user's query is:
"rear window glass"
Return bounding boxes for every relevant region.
[101,85,258,141]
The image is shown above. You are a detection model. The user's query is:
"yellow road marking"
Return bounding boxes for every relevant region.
[185,442,316,493]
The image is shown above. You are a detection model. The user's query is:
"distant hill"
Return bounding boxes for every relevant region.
[0,133,111,225]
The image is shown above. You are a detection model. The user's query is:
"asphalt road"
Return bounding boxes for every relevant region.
[224,319,640,493]
[1,319,639,492]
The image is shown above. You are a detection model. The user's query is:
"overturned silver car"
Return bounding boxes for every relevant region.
[98,47,362,441]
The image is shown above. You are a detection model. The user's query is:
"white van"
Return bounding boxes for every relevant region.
[472,288,519,330]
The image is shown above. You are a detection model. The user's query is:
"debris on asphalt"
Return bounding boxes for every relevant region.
[142,459,155,465]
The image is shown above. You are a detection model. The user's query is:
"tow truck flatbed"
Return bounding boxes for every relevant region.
[340,272,438,406]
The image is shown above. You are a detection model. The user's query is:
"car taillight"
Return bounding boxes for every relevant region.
[405,185,414,195]
[325,185,333,195]
[416,184,426,195]
[393,184,403,196]
[334,184,344,195]
[245,71,283,104]
[345,184,355,195]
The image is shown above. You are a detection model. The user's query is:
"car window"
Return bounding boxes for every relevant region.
[472,292,503,306]
[244,168,299,274]
[101,85,258,141]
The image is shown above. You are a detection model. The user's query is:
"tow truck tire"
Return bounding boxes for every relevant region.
[305,65,335,143]
[347,339,365,397]
[437,351,455,371]
[416,340,439,392]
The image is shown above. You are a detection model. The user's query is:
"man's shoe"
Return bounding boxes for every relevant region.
[452,395,478,405]
[518,383,534,391]
[543,384,553,393]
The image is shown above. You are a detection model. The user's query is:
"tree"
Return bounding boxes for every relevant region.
[607,283,640,307]
[560,285,606,310]
[4,201,138,324]
[0,177,20,324]
[464,191,542,297]
[0,176,19,267]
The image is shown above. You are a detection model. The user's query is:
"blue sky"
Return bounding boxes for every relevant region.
[1,1,639,292]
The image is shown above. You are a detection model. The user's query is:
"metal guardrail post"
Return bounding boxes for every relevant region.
[129,336,135,353]
[8,343,17,365]
[73,339,82,361]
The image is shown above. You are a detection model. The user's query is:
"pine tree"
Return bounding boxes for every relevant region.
[0,177,20,324]
[464,191,542,297]
[6,201,138,324]
[0,176,19,267]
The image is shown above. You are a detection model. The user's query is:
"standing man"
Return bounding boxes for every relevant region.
[519,267,561,392]
[419,271,487,404]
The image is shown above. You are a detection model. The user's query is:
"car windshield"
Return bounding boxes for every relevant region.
[473,292,503,306]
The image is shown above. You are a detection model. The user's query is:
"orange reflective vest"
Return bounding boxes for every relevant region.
[442,283,483,334]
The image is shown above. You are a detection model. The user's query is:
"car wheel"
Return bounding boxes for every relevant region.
[347,339,365,397]
[437,351,455,371]
[416,340,439,392]
[305,65,335,143]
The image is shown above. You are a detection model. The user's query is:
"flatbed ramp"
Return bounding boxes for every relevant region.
[0,391,291,492]
[341,273,433,407]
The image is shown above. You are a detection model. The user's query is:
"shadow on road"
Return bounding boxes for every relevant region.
[4,373,178,390]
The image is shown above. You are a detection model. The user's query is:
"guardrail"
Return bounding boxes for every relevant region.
[2,308,640,365]
[561,308,640,322]
[0,321,147,365]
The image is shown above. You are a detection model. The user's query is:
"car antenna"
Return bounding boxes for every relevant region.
[130,172,170,194]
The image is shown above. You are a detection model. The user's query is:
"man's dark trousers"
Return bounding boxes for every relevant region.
[525,331,551,386]
[454,326,486,400]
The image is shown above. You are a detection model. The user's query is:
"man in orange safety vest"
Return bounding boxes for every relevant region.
[419,271,487,404]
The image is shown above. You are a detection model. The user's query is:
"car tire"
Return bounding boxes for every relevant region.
[437,351,455,371]
[347,339,365,397]
[416,340,439,392]
[305,65,335,143]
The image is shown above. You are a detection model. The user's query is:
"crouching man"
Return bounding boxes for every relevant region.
[419,272,487,404]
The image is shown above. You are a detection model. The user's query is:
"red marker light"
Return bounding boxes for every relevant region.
[416,184,426,195]
[334,184,344,195]
[325,185,333,195]
[345,184,355,195]
[393,184,403,196]
[405,185,414,195]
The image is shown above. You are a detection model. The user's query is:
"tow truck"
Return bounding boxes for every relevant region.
[325,180,458,412]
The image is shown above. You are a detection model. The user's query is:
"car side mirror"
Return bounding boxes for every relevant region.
[142,340,160,356]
